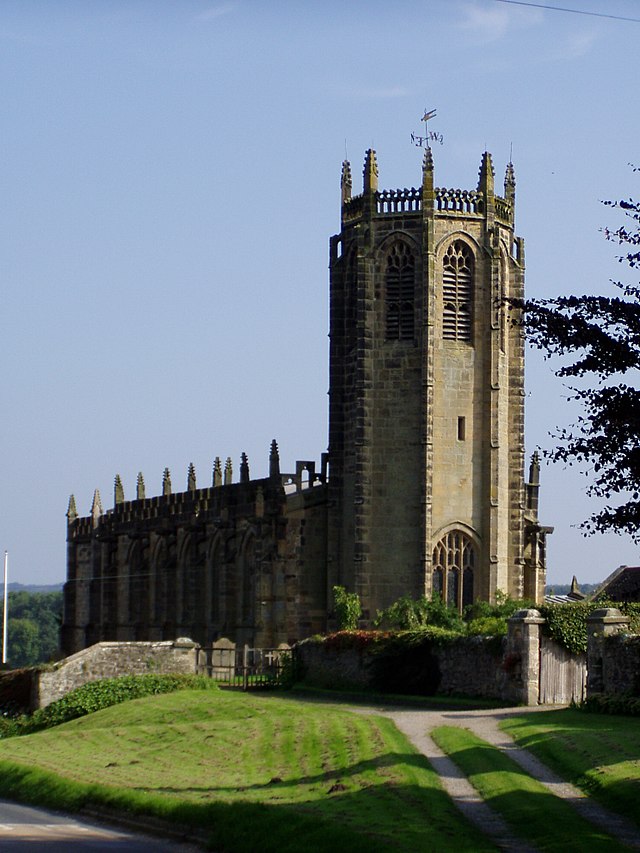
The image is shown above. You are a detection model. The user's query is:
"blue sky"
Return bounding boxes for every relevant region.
[1,0,638,586]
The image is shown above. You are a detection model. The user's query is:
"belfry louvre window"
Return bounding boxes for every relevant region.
[385,242,415,341]
[345,250,358,349]
[432,530,475,610]
[442,241,474,341]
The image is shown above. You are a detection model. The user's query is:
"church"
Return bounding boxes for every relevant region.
[62,146,549,655]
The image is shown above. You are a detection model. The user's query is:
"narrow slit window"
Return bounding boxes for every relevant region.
[457,416,466,441]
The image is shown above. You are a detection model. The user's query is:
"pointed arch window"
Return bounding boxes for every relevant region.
[432,529,476,610]
[442,241,474,342]
[385,242,415,341]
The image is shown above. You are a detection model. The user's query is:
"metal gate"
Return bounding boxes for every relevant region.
[539,636,586,704]
[195,644,291,690]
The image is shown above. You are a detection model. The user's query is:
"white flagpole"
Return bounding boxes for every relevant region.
[2,552,7,665]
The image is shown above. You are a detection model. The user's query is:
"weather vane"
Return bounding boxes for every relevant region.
[411,108,443,148]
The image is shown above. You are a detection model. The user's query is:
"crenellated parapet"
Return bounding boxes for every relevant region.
[435,187,485,215]
[341,149,514,227]
[67,441,328,539]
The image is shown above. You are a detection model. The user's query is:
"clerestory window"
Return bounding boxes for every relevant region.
[385,242,415,341]
[442,241,474,342]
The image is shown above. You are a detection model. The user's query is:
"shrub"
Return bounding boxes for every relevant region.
[333,586,362,631]
[466,616,509,637]
[580,693,640,717]
[374,594,464,632]
[463,591,534,623]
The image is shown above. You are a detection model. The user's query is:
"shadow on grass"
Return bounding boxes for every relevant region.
[284,684,506,711]
[132,749,431,795]
[0,760,496,853]
[501,709,640,830]
[436,737,634,853]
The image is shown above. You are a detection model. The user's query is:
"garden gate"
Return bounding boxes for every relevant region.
[538,635,586,704]
[195,641,291,690]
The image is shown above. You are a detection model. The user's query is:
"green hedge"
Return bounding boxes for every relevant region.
[538,601,640,655]
[580,693,640,717]
[0,674,218,738]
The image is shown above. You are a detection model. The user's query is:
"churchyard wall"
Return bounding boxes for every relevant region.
[33,639,197,710]
[295,635,507,699]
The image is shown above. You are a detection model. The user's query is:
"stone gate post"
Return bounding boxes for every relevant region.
[506,609,544,705]
[586,607,630,697]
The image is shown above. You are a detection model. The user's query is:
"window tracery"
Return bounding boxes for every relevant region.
[385,242,415,341]
[442,241,474,342]
[432,529,476,610]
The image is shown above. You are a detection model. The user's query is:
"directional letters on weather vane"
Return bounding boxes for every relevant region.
[411,108,443,147]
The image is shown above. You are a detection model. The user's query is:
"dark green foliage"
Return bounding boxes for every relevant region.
[332,585,361,631]
[374,591,531,637]
[274,652,298,689]
[0,674,218,738]
[4,591,62,667]
[374,593,464,631]
[0,669,35,718]
[537,602,594,655]
[580,693,640,716]
[621,602,640,633]
[464,592,534,637]
[538,600,640,655]
[521,176,640,539]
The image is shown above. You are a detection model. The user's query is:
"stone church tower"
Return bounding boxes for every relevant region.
[327,147,547,622]
[62,144,549,656]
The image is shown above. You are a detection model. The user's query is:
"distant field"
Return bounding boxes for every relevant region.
[0,690,496,853]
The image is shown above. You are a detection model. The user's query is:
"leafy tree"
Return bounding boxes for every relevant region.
[522,176,640,540]
[7,619,40,668]
[3,591,62,667]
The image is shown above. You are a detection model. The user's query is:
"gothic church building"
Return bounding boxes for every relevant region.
[62,148,548,655]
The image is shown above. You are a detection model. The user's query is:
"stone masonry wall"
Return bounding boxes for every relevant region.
[295,643,373,690]
[296,636,506,699]
[33,639,197,710]
[586,608,632,698]
[436,636,507,699]
[597,634,640,696]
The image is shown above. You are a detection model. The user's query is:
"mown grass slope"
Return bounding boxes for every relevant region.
[0,689,496,853]
[501,708,640,828]
[432,725,628,852]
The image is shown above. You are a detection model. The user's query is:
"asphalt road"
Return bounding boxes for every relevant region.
[0,799,203,851]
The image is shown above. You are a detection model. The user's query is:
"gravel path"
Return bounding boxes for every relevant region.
[356,703,640,852]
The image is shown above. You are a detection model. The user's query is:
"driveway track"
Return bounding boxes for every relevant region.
[358,703,640,852]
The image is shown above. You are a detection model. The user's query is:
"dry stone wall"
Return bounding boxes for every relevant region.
[33,639,197,710]
[296,636,506,699]
[597,634,640,695]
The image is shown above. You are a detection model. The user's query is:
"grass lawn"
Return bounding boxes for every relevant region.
[291,684,505,710]
[0,690,496,853]
[432,726,629,852]
[500,708,640,829]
